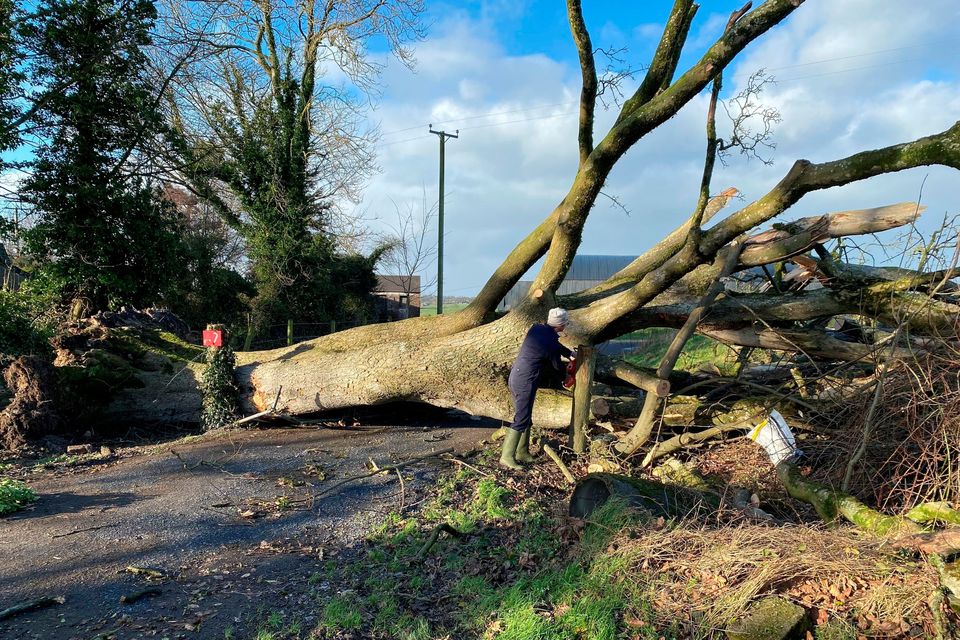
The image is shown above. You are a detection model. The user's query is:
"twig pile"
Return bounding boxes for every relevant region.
[612,519,939,636]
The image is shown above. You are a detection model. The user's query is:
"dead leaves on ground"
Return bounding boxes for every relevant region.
[615,522,939,637]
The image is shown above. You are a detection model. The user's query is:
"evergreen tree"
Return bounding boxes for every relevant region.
[0,0,21,160]
[167,0,422,326]
[20,0,185,310]
[180,55,381,326]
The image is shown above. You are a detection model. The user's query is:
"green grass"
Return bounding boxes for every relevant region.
[304,467,672,640]
[251,608,307,640]
[448,499,665,640]
[419,302,470,317]
[321,596,362,630]
[0,478,36,515]
[815,619,858,640]
[621,327,740,375]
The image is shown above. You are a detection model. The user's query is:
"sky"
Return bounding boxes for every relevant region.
[357,0,960,298]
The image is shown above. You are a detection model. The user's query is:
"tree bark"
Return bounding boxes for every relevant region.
[569,345,595,453]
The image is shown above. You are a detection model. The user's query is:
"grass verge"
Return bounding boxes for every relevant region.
[251,450,947,639]
[0,477,36,515]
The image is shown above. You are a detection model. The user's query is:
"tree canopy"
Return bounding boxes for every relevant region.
[19,0,187,310]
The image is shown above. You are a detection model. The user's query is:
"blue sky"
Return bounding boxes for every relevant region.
[4,1,959,300]
[358,0,960,298]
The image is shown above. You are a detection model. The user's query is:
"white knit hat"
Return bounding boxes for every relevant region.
[547,307,569,327]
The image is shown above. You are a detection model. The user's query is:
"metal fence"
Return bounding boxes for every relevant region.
[246,320,365,350]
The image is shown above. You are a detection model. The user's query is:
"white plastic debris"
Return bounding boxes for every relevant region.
[747,409,800,465]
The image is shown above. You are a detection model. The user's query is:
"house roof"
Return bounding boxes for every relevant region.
[375,275,420,293]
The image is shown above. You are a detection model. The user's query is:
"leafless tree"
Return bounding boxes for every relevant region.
[155,0,425,231]
[380,192,438,302]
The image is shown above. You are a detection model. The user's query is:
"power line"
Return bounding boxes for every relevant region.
[775,56,933,83]
[375,110,576,148]
[739,38,956,75]
[377,133,433,148]
[460,110,575,132]
[379,100,578,137]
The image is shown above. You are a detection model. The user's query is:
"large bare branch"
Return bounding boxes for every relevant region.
[529,0,804,296]
[598,277,960,359]
[703,326,914,363]
[571,187,740,303]
[617,0,697,120]
[703,121,960,256]
[462,2,803,323]
[577,121,960,337]
[662,202,926,300]
[738,202,924,266]
[566,0,596,168]
[608,0,800,162]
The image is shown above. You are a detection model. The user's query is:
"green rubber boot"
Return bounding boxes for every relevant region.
[515,429,535,463]
[499,429,524,470]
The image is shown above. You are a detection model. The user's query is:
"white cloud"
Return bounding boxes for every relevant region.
[357,2,960,295]
[633,23,663,41]
[689,12,729,50]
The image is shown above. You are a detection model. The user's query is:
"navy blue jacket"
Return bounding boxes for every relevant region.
[509,324,572,388]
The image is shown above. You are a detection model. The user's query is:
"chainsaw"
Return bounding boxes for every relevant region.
[563,351,578,390]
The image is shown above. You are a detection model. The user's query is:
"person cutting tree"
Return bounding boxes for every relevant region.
[500,307,574,469]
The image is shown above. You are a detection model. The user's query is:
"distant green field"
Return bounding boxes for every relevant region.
[420,302,470,316]
[619,327,738,374]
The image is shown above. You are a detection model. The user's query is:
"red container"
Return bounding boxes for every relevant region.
[202,329,223,348]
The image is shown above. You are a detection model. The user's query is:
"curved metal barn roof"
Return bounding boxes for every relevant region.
[565,255,635,281]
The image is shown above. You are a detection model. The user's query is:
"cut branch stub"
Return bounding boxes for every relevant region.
[594,357,670,396]
[569,472,719,519]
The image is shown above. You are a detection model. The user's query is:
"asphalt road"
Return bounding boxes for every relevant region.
[0,421,492,639]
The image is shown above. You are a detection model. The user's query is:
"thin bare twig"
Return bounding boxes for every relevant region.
[395,468,406,512]
[440,453,491,477]
[544,444,576,484]
[315,448,454,499]
[415,523,464,560]
[51,523,119,539]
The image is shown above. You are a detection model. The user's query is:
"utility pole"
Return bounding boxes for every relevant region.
[429,125,458,314]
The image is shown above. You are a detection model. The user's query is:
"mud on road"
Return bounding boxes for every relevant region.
[0,420,492,639]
